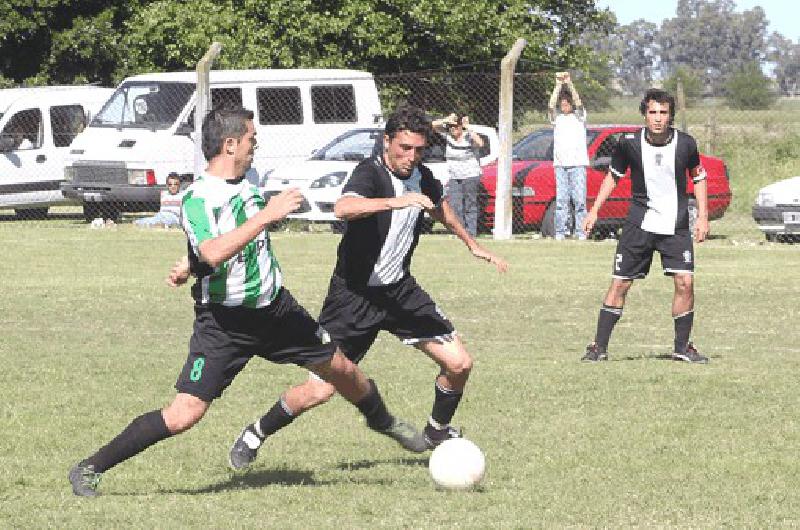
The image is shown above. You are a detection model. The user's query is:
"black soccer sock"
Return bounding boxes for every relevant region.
[430,380,463,427]
[83,410,171,473]
[254,399,295,439]
[355,379,393,431]
[595,304,623,352]
[673,310,694,353]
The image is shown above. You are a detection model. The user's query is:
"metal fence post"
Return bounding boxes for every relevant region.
[494,38,527,240]
[194,42,222,179]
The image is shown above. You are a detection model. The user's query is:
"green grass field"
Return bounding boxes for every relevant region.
[2,221,799,528]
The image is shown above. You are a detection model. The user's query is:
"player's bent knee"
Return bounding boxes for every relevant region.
[163,394,209,434]
[307,379,337,405]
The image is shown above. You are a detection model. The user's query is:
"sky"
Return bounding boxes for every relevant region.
[595,0,798,41]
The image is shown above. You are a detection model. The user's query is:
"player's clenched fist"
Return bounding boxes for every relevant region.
[261,188,303,222]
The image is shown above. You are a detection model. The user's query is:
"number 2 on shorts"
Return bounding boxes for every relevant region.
[615,253,623,272]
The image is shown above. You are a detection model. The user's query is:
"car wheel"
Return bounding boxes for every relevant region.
[15,207,49,220]
[541,202,555,237]
[765,233,777,242]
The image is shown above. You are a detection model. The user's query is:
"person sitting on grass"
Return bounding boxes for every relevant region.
[134,174,183,228]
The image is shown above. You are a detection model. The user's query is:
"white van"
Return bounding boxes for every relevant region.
[0,86,113,218]
[61,69,382,220]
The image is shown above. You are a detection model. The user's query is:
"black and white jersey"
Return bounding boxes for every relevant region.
[610,128,702,235]
[333,156,443,287]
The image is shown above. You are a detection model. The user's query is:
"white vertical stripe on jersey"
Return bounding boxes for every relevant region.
[640,132,678,235]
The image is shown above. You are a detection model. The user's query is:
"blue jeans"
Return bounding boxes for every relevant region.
[555,166,587,238]
[446,176,480,236]
[134,211,180,227]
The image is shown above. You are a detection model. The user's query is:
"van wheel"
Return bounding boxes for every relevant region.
[83,203,120,223]
[15,207,49,220]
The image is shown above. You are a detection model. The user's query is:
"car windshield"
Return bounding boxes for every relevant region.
[90,81,194,129]
[310,129,382,161]
[512,128,599,160]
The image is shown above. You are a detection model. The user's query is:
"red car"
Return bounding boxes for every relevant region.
[480,126,732,236]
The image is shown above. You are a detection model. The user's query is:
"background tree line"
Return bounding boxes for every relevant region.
[0,0,795,111]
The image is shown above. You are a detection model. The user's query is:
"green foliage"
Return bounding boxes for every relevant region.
[663,66,705,105]
[0,1,613,89]
[725,62,776,110]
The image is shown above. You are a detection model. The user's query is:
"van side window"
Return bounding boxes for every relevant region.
[51,105,86,147]
[183,88,244,128]
[257,87,302,125]
[311,85,357,123]
[1,108,42,150]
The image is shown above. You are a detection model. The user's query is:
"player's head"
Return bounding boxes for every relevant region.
[383,105,430,177]
[640,88,675,133]
[166,173,181,194]
[558,87,574,114]
[201,106,257,174]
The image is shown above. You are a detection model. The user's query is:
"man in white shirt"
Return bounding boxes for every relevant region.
[548,72,589,240]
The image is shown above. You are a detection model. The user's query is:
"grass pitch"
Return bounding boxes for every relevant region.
[1,220,799,528]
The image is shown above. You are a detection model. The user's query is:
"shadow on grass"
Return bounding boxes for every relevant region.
[158,468,325,495]
[335,456,429,471]
[614,353,720,362]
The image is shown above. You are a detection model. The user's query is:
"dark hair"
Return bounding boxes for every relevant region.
[557,87,573,106]
[639,88,675,122]
[385,104,432,142]
[201,106,254,160]
[166,173,181,184]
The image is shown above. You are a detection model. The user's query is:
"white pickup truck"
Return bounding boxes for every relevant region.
[752,175,800,241]
[261,124,499,227]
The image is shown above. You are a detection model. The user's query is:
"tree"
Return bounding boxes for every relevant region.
[768,33,800,96]
[613,19,660,95]
[658,0,769,92]
[663,65,704,105]
[725,61,776,109]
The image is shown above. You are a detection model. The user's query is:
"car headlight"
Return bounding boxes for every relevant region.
[757,191,775,207]
[310,171,348,189]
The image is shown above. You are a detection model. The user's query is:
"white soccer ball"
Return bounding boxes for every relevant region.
[428,438,486,490]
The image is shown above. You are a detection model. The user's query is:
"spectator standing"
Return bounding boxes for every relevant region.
[549,72,589,240]
[432,113,485,237]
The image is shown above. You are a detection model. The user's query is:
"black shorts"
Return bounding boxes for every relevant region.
[175,288,335,402]
[318,274,455,363]
[612,222,694,279]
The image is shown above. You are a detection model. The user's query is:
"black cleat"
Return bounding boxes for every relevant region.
[672,342,708,364]
[374,418,428,453]
[68,462,101,497]
[424,423,462,449]
[229,426,263,471]
[582,342,608,362]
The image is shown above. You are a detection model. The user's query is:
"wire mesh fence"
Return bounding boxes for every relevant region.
[2,67,798,244]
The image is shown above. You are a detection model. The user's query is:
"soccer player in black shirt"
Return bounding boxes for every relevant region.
[222,105,508,468]
[581,89,709,363]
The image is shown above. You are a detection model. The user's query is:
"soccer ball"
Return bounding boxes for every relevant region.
[428,438,485,490]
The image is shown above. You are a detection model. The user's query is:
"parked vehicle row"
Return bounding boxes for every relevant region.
[0,86,113,218]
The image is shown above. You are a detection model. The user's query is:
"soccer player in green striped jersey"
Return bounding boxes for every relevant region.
[68,106,426,497]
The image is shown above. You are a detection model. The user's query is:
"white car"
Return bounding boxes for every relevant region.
[752,176,800,241]
[262,124,499,224]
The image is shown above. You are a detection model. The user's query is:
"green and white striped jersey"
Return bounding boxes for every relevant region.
[181,174,282,308]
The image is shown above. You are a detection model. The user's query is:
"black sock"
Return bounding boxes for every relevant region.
[83,410,171,473]
[355,379,393,431]
[595,304,623,352]
[430,380,463,427]
[673,310,694,353]
[254,399,295,439]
